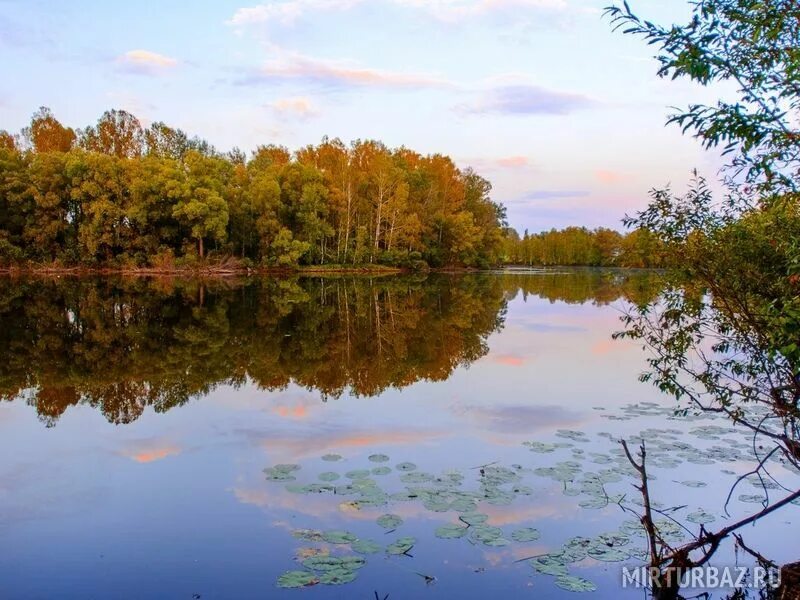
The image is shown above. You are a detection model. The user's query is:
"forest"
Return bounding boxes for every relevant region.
[502,226,666,268]
[0,107,507,270]
[0,107,666,271]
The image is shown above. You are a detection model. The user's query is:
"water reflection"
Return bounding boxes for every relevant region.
[2,270,797,599]
[0,270,662,426]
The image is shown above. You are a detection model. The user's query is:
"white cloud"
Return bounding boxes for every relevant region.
[228,0,571,28]
[238,51,452,90]
[116,50,179,75]
[268,96,319,119]
[456,84,596,115]
[228,0,362,26]
[393,0,568,21]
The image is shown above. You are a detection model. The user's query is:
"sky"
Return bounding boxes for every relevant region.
[0,0,727,232]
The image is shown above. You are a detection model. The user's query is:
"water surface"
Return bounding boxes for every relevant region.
[0,271,796,599]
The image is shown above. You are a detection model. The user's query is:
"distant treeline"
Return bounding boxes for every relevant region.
[501,226,667,268]
[0,107,507,269]
[0,107,666,271]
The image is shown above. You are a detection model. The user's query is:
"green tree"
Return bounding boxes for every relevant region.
[607,1,800,594]
[172,151,229,258]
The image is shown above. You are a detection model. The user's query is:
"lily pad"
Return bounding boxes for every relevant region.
[555,575,597,592]
[386,536,416,555]
[396,462,417,472]
[687,510,716,524]
[680,480,707,488]
[587,546,629,562]
[351,539,382,554]
[738,494,767,504]
[277,570,319,588]
[302,555,365,572]
[510,527,541,543]
[322,530,358,544]
[435,524,469,539]
[318,472,340,482]
[530,555,569,576]
[459,512,488,525]
[292,529,324,542]
[322,454,342,462]
[319,568,358,585]
[377,514,403,529]
[368,454,390,463]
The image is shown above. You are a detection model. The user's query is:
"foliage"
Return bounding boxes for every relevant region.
[607,0,800,588]
[606,0,800,197]
[607,0,800,420]
[0,108,508,268]
[502,225,667,268]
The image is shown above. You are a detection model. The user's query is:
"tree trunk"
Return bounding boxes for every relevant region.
[198,237,204,259]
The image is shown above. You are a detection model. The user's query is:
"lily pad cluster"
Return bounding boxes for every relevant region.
[266,401,800,592]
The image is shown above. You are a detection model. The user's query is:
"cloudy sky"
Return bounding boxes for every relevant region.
[0,0,724,232]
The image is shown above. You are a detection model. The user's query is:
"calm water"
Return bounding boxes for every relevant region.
[0,271,797,599]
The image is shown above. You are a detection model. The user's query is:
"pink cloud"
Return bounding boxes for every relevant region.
[268,96,319,120]
[116,50,179,75]
[495,156,529,168]
[492,353,526,366]
[594,169,626,184]
[240,54,451,90]
[119,441,182,464]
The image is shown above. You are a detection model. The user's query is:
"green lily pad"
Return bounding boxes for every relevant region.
[345,469,371,480]
[738,494,767,504]
[587,546,629,562]
[680,480,707,488]
[292,529,324,542]
[555,575,597,592]
[371,466,392,476]
[318,472,340,482]
[351,539,382,554]
[368,454,390,463]
[511,527,541,543]
[264,470,297,482]
[459,512,488,525]
[530,555,569,576]
[687,510,716,524]
[319,568,358,585]
[435,524,469,539]
[387,536,416,555]
[377,514,403,529]
[302,556,365,572]
[322,454,342,462]
[396,462,417,472]
[277,570,319,588]
[322,530,358,544]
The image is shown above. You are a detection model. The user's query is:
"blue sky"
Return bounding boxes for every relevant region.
[0,0,725,232]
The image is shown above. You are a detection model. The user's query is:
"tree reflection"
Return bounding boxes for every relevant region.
[0,271,662,426]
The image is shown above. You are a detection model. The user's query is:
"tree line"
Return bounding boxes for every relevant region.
[502,226,667,268]
[0,107,509,269]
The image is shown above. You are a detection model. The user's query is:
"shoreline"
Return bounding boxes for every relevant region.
[0,264,413,277]
[0,264,660,278]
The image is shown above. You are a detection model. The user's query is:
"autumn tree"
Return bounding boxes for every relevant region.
[22,107,76,153]
[80,109,144,158]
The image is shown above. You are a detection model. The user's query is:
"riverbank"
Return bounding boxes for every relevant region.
[0,263,411,277]
[0,262,661,278]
